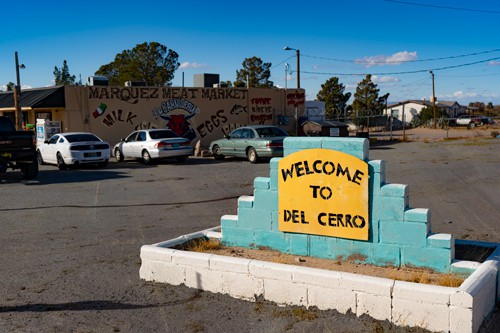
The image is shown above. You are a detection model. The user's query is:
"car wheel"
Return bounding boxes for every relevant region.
[114,148,124,162]
[142,150,152,164]
[212,145,225,160]
[247,147,259,164]
[56,152,67,170]
[37,150,45,165]
[176,156,188,163]
[468,122,476,129]
[20,162,38,180]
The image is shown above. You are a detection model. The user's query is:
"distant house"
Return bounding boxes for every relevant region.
[384,99,467,124]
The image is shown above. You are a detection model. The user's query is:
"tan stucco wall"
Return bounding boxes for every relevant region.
[64,86,305,147]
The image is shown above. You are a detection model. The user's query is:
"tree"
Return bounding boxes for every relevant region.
[418,106,447,126]
[234,57,273,88]
[53,60,76,85]
[352,75,391,127]
[316,77,351,119]
[95,42,180,86]
[6,82,15,91]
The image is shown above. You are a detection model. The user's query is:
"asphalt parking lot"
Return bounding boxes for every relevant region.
[0,136,499,333]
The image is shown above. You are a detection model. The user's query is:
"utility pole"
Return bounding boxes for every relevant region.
[430,71,436,129]
[14,51,24,130]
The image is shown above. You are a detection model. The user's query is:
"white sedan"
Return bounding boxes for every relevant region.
[113,129,193,164]
[37,132,110,170]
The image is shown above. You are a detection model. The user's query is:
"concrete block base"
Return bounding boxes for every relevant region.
[140,227,499,333]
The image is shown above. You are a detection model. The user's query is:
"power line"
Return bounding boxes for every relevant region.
[300,56,500,76]
[384,0,500,14]
[302,48,500,65]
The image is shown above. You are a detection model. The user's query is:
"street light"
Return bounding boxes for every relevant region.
[14,51,26,130]
[283,46,300,89]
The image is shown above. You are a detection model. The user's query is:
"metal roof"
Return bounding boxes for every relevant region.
[0,86,65,109]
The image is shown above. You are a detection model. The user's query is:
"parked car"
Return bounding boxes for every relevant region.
[455,115,483,129]
[209,125,288,163]
[478,116,495,125]
[113,129,193,164]
[37,132,110,170]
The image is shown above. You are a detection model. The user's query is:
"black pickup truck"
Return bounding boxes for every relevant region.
[0,116,38,179]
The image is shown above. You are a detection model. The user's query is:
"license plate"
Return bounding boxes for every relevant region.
[85,152,99,158]
[1,152,12,158]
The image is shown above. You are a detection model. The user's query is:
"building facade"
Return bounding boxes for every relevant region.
[1,86,305,148]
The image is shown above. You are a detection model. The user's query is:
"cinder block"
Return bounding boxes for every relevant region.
[171,250,211,268]
[220,214,238,228]
[369,244,401,267]
[292,265,342,288]
[339,272,394,296]
[264,278,307,306]
[392,298,450,333]
[374,196,408,221]
[404,208,430,223]
[450,305,475,333]
[284,137,323,150]
[221,226,255,248]
[209,254,251,274]
[321,137,368,160]
[307,285,356,312]
[253,188,278,211]
[380,220,428,248]
[237,207,273,231]
[356,293,392,321]
[380,183,408,198]
[393,280,453,304]
[254,230,289,252]
[402,246,452,272]
[288,233,309,256]
[254,176,270,189]
[237,195,254,208]
[309,236,336,259]
[140,245,175,262]
[185,266,223,291]
[427,233,453,249]
[222,271,264,301]
[249,260,294,281]
[140,260,185,285]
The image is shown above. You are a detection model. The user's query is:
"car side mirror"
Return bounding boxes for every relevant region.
[121,138,126,142]
[224,135,230,139]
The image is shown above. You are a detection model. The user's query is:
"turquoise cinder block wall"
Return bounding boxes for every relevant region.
[221,137,455,272]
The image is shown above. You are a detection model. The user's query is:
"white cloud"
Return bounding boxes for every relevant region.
[356,51,417,68]
[372,75,400,83]
[488,60,500,66]
[453,91,478,99]
[179,62,209,69]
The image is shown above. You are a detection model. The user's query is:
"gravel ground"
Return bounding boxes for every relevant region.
[0,128,499,333]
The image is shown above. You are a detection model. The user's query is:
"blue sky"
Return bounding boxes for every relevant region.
[2,0,500,105]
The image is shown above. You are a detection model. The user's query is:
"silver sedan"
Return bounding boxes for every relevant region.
[113,129,193,164]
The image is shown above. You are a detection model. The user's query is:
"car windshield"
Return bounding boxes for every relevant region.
[149,130,179,139]
[65,134,100,142]
[256,127,288,138]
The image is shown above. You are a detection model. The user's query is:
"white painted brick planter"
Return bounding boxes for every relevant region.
[140,228,500,333]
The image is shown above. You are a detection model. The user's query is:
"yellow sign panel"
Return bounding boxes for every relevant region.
[278,149,369,240]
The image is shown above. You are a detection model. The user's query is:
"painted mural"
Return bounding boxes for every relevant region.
[63,86,305,148]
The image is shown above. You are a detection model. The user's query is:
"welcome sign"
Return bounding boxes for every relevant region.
[278,149,369,240]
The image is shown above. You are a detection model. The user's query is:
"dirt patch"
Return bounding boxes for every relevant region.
[179,238,466,287]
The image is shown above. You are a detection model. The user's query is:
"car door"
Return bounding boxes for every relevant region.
[223,128,244,156]
[42,134,60,164]
[121,132,139,158]
[235,128,255,157]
